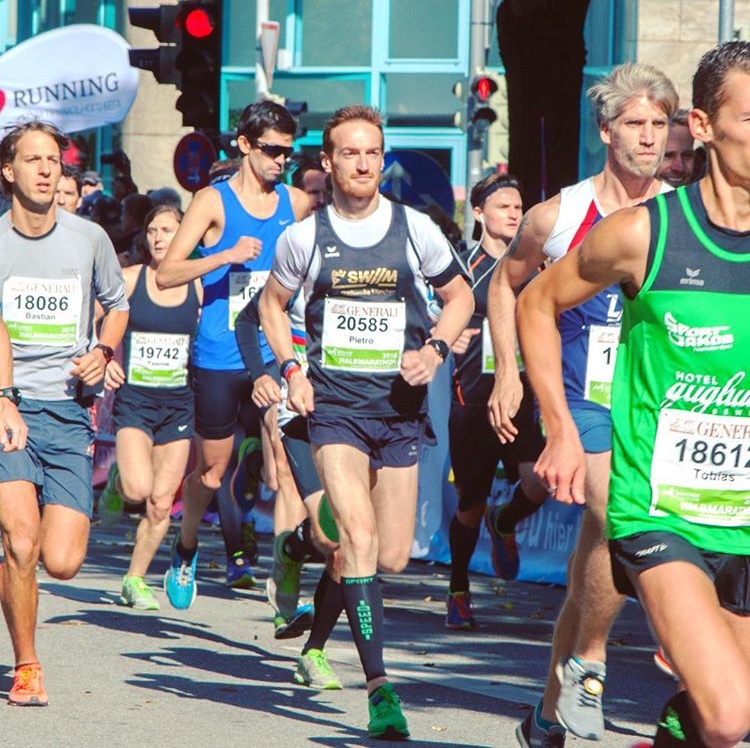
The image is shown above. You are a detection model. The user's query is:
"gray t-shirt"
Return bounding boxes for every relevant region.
[0,209,128,400]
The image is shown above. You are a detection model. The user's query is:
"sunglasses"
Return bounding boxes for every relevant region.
[255,141,294,160]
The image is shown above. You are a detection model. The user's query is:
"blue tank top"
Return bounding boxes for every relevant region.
[305,202,432,417]
[122,264,200,399]
[193,180,294,370]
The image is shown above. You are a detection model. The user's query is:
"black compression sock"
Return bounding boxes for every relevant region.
[496,483,542,534]
[176,537,197,561]
[653,691,705,746]
[302,571,344,654]
[448,515,480,593]
[283,519,324,563]
[341,575,386,682]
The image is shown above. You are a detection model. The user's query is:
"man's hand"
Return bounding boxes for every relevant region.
[71,348,108,386]
[223,236,262,265]
[0,400,27,451]
[451,327,480,355]
[400,346,442,386]
[533,429,586,505]
[252,374,282,408]
[487,373,523,444]
[287,371,314,417]
[103,360,125,391]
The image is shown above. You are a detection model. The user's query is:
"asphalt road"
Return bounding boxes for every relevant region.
[1,518,683,748]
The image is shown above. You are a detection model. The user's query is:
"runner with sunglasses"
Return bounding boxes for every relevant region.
[156,100,311,608]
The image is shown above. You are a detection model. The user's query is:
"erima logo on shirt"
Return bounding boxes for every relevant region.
[664,312,734,352]
[680,267,705,287]
[324,245,340,258]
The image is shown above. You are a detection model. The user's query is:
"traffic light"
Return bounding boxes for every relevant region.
[175,1,222,130]
[469,73,499,136]
[128,4,181,85]
[128,1,222,130]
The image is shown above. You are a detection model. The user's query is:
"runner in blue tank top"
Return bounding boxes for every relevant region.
[156,101,311,609]
[485,64,679,745]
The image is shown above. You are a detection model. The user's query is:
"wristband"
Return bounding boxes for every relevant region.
[425,338,449,361]
[95,343,115,364]
[0,386,21,405]
[280,358,302,381]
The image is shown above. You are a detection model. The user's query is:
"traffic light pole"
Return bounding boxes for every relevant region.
[255,0,271,100]
[463,0,493,243]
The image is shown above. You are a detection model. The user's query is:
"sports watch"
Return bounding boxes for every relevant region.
[0,387,22,405]
[95,343,115,364]
[425,338,449,361]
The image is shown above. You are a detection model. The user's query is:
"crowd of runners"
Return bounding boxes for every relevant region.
[0,37,746,748]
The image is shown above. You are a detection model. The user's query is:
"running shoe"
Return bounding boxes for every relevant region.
[230,436,262,505]
[367,683,409,740]
[555,656,606,740]
[266,531,302,620]
[653,646,678,681]
[273,603,314,640]
[163,535,198,610]
[120,575,160,611]
[294,648,343,690]
[516,706,566,747]
[225,551,257,589]
[8,662,48,707]
[484,504,520,580]
[240,518,259,564]
[445,591,478,630]
[99,462,124,527]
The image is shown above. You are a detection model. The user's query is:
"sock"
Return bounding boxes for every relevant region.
[535,702,558,730]
[496,483,542,534]
[177,537,197,561]
[341,575,386,682]
[653,691,704,746]
[448,515,480,593]
[283,519,324,564]
[302,571,344,654]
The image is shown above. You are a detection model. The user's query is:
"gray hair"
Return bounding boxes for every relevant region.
[588,63,679,128]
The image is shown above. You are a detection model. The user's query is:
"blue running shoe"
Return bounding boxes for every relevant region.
[163,535,198,609]
[230,436,262,507]
[226,551,256,589]
[484,504,520,581]
[446,591,478,630]
[273,603,314,640]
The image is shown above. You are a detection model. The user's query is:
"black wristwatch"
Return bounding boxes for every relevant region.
[424,338,449,361]
[0,387,22,405]
[94,343,115,364]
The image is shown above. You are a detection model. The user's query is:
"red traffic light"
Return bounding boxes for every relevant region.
[182,8,215,38]
[471,75,498,103]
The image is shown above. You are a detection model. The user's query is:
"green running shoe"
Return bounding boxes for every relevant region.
[120,575,160,611]
[99,463,124,527]
[294,648,342,690]
[266,531,302,620]
[367,683,409,740]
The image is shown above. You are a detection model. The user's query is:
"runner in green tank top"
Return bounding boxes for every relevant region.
[516,42,750,748]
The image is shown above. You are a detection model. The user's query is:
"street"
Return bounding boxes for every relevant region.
[3,519,679,747]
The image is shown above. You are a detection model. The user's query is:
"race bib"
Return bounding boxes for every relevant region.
[2,276,82,347]
[128,332,190,388]
[228,270,270,331]
[321,298,405,373]
[650,408,750,527]
[584,324,621,408]
[481,319,524,374]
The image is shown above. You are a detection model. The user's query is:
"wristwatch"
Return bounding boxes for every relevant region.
[94,343,115,364]
[424,338,449,361]
[0,387,22,405]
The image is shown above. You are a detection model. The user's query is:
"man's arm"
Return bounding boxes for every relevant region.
[0,319,26,451]
[156,187,262,289]
[486,197,558,443]
[517,205,649,504]
[258,275,312,415]
[400,274,474,386]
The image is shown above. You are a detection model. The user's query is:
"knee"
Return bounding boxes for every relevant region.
[147,495,173,525]
[377,544,410,574]
[698,687,750,745]
[41,548,84,580]
[4,528,40,572]
[340,524,378,561]
[197,469,222,493]
[119,476,150,505]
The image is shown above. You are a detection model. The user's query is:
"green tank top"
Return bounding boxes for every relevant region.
[607,184,750,554]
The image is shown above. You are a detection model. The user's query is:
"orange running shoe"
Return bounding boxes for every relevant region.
[9,662,48,706]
